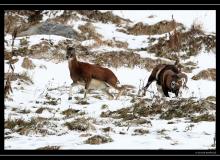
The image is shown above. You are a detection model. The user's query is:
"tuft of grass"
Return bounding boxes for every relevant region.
[84,135,113,145]
[61,108,80,117]
[160,108,184,120]
[127,20,182,35]
[76,100,89,105]
[101,127,112,132]
[206,96,216,102]
[5,117,48,135]
[164,136,172,140]
[133,128,149,135]
[64,118,94,131]
[21,57,35,70]
[157,129,167,135]
[93,95,102,100]
[100,110,111,118]
[11,108,17,111]
[129,118,148,124]
[18,109,31,114]
[5,72,33,84]
[35,107,52,114]
[35,107,45,114]
[19,37,29,46]
[190,20,204,34]
[36,146,60,150]
[159,97,215,120]
[192,68,216,81]
[101,104,109,110]
[43,95,60,106]
[5,119,26,130]
[80,133,92,137]
[190,114,215,123]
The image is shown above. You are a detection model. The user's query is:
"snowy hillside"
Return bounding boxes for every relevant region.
[4,10,216,150]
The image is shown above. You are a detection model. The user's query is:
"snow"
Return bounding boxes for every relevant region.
[93,22,150,49]
[91,46,126,53]
[4,10,216,150]
[112,10,216,33]
[5,118,215,149]
[191,51,216,72]
[70,20,87,33]
[4,34,69,52]
[4,55,216,149]
[81,40,96,47]
[41,10,64,22]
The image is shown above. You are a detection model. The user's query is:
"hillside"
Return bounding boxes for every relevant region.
[4,10,216,150]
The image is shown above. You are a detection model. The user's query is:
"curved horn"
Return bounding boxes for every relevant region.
[177,73,188,87]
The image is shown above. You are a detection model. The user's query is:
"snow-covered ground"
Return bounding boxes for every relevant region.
[4,10,216,150]
[4,55,216,150]
[112,10,216,33]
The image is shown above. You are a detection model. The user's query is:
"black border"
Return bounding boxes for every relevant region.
[2,4,219,156]
[0,4,220,10]
[0,0,219,4]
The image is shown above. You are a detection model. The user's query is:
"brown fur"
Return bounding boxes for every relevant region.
[68,59,119,89]
[161,70,181,97]
[67,47,134,100]
[143,62,187,97]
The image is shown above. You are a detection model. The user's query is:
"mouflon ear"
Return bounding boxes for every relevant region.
[67,46,75,52]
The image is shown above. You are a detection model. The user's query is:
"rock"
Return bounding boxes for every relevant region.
[18,21,78,39]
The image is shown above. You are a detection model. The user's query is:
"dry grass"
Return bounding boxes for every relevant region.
[5,72,33,85]
[35,107,52,114]
[100,97,215,123]
[19,37,29,46]
[101,127,113,132]
[190,114,215,123]
[36,145,60,150]
[76,10,130,25]
[127,20,183,35]
[92,39,128,49]
[43,94,61,106]
[4,117,47,135]
[75,100,90,105]
[64,117,95,131]
[21,57,36,69]
[101,104,109,110]
[78,22,103,41]
[84,135,113,144]
[190,20,204,35]
[192,68,216,81]
[133,129,149,135]
[18,109,31,114]
[4,52,13,60]
[205,96,216,102]
[93,51,141,69]
[160,98,215,120]
[147,28,215,59]
[61,108,80,117]
[4,11,30,34]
